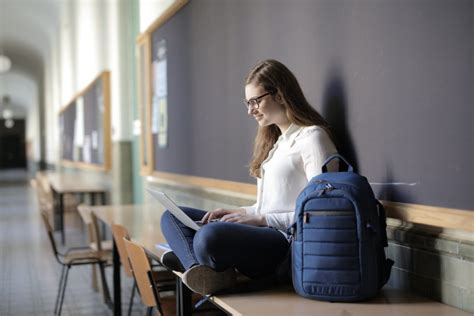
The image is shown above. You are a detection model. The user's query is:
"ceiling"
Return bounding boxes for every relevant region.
[0,0,60,112]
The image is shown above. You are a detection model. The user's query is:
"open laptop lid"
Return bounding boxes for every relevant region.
[146,188,201,231]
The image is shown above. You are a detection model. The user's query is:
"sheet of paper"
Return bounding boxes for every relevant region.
[83,135,91,163]
[152,96,159,134]
[91,130,98,149]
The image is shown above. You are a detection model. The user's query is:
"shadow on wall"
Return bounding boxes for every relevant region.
[320,65,359,172]
[377,160,415,203]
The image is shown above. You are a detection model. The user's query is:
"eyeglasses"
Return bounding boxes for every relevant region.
[243,92,273,110]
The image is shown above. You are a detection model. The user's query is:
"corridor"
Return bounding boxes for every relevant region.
[0,170,137,315]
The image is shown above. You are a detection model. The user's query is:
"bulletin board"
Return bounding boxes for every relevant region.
[58,71,111,171]
[139,0,473,213]
[136,0,188,175]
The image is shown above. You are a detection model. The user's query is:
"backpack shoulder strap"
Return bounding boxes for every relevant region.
[376,201,388,247]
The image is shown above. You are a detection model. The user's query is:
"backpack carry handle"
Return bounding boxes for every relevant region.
[322,154,354,173]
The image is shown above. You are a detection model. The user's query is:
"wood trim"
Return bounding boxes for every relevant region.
[101,71,112,171]
[382,200,474,232]
[58,71,106,114]
[60,160,107,172]
[145,33,154,175]
[143,0,188,35]
[150,171,257,197]
[136,34,152,176]
[148,172,473,232]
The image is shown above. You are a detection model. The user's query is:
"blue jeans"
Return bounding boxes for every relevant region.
[160,207,290,279]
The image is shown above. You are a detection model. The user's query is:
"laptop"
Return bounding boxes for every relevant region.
[147,188,209,231]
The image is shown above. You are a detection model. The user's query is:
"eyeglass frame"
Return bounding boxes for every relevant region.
[243,91,274,110]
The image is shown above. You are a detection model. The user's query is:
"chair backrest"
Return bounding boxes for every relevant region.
[111,224,133,278]
[40,211,60,263]
[35,173,54,213]
[124,239,160,307]
[90,211,103,252]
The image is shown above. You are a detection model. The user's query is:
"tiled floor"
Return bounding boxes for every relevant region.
[0,170,146,316]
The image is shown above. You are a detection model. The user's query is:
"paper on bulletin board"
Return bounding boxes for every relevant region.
[74,97,85,147]
[158,98,168,148]
[151,95,159,134]
[152,96,168,147]
[153,39,167,98]
[83,136,91,163]
[158,133,168,148]
[153,60,167,98]
[91,130,98,149]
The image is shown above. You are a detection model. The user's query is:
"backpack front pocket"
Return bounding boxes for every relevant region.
[301,198,360,295]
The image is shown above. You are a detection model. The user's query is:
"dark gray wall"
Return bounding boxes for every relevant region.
[151,0,473,210]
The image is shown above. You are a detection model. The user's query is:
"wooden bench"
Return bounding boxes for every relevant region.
[207,285,470,316]
[78,203,472,316]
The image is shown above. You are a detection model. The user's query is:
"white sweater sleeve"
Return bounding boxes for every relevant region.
[240,177,260,215]
[265,212,295,231]
[301,128,338,180]
[241,203,257,215]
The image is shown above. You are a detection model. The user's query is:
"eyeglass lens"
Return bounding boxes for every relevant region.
[244,92,271,110]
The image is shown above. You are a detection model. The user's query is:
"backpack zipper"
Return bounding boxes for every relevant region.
[303,210,354,223]
[317,183,335,196]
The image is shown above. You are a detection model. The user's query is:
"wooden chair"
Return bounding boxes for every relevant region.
[124,238,176,316]
[89,211,113,253]
[34,173,55,217]
[88,211,113,303]
[111,224,137,316]
[35,172,78,213]
[40,211,112,315]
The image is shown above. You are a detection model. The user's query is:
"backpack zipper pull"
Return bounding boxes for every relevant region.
[303,212,309,223]
[318,183,335,196]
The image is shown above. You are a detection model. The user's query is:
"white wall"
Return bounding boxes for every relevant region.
[139,0,175,32]
[44,0,136,164]
[40,0,177,165]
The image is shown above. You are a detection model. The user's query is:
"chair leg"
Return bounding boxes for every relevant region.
[57,265,70,316]
[155,297,165,316]
[92,264,99,291]
[98,262,111,305]
[54,266,66,314]
[127,280,136,316]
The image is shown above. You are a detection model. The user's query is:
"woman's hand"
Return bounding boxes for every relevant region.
[201,208,246,224]
[220,213,268,227]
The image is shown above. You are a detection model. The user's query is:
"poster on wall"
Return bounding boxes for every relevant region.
[152,39,168,148]
[73,97,84,161]
[83,135,91,163]
[158,98,168,146]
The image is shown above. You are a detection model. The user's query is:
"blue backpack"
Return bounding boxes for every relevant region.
[289,154,393,301]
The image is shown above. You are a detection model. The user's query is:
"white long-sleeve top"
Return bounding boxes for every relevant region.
[242,123,338,232]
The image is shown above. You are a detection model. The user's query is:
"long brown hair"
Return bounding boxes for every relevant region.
[246,59,333,178]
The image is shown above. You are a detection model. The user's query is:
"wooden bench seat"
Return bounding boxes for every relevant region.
[81,204,472,316]
[208,285,471,316]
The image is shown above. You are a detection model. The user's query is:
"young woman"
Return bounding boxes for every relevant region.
[160,59,338,295]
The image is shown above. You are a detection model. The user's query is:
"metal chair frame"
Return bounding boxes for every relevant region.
[40,211,111,315]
